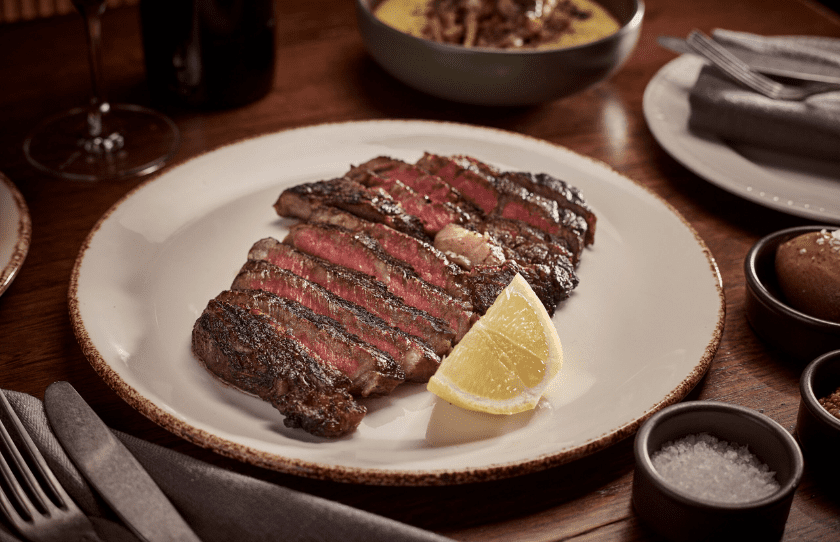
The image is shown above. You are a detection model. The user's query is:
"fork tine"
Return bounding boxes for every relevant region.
[0,390,100,541]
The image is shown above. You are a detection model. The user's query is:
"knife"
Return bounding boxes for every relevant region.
[44,381,202,542]
[657,35,840,84]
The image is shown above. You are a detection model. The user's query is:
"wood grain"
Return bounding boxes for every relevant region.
[0,0,839,540]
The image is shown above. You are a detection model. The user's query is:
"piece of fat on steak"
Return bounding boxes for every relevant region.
[273,177,429,242]
[284,222,475,340]
[192,299,365,438]
[303,206,472,302]
[232,257,443,381]
[215,289,404,396]
[245,238,455,355]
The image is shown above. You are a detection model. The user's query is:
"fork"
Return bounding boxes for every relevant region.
[686,29,840,100]
[0,390,102,542]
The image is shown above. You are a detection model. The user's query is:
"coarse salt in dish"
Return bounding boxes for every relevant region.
[651,433,780,503]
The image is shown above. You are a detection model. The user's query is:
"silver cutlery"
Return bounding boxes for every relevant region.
[44,382,201,542]
[0,389,103,542]
[657,34,840,85]
[683,30,840,100]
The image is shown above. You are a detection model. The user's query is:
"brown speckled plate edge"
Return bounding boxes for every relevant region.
[0,173,32,297]
[68,119,725,486]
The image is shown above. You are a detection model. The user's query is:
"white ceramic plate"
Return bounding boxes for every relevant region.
[0,173,31,297]
[70,120,724,485]
[644,54,840,224]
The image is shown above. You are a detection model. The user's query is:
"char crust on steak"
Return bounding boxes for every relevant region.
[191,152,596,438]
[231,258,442,381]
[192,299,366,437]
[215,289,404,396]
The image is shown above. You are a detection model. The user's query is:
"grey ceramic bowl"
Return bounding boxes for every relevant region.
[744,226,840,363]
[796,349,840,480]
[632,401,803,542]
[355,0,644,106]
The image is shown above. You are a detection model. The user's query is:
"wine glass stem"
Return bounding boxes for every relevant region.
[79,1,109,138]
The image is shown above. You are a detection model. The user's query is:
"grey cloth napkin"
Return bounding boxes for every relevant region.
[686,30,840,161]
[0,390,454,542]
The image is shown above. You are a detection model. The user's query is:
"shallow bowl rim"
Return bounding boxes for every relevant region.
[634,400,804,511]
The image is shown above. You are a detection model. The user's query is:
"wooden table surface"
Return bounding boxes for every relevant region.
[1,0,839,540]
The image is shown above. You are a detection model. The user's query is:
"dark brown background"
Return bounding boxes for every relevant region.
[1,0,839,539]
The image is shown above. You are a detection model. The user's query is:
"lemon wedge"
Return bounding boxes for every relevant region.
[427,273,562,414]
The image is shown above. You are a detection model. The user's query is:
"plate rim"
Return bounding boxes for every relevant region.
[69,119,725,485]
[0,173,32,297]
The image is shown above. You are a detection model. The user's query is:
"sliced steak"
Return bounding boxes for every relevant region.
[304,206,472,302]
[245,238,455,355]
[418,153,587,248]
[348,156,481,213]
[284,222,475,340]
[455,155,596,246]
[231,259,441,382]
[348,168,472,235]
[273,177,429,241]
[479,214,583,266]
[192,299,365,438]
[215,289,404,396]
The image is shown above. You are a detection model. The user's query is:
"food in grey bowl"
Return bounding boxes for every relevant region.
[355,0,644,106]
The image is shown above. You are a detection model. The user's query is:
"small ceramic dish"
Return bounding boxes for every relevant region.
[796,349,840,481]
[355,0,644,106]
[633,401,803,542]
[744,225,840,363]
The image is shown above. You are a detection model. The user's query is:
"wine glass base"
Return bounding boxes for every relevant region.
[24,104,180,182]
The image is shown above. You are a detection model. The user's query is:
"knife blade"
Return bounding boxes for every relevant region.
[657,35,840,84]
[44,381,202,542]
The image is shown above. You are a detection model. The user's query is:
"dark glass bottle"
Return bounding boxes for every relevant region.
[139,0,276,110]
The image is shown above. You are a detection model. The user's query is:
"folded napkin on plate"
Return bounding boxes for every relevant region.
[0,390,454,542]
[687,29,840,161]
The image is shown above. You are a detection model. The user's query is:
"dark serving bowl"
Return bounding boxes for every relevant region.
[744,225,840,363]
[796,349,840,480]
[355,0,644,106]
[632,401,803,542]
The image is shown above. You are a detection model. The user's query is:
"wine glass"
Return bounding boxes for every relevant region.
[23,0,180,182]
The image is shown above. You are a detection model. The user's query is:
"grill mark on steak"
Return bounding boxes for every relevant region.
[284,222,475,341]
[245,238,455,355]
[348,168,472,235]
[455,155,596,246]
[480,213,583,266]
[347,156,479,212]
[231,259,441,382]
[215,289,404,396]
[304,206,472,302]
[192,299,365,438]
[273,177,429,242]
[418,153,588,247]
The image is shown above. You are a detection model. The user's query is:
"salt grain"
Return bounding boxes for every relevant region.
[651,433,780,503]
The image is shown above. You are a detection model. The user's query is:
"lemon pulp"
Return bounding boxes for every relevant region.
[427,273,562,414]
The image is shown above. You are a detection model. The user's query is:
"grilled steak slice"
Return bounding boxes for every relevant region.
[304,206,472,302]
[455,155,596,246]
[417,153,588,247]
[192,299,365,438]
[245,238,455,355]
[347,157,480,212]
[462,260,557,315]
[284,222,475,340]
[215,289,404,396]
[273,177,429,242]
[231,259,441,382]
[348,168,472,235]
[479,214,583,266]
